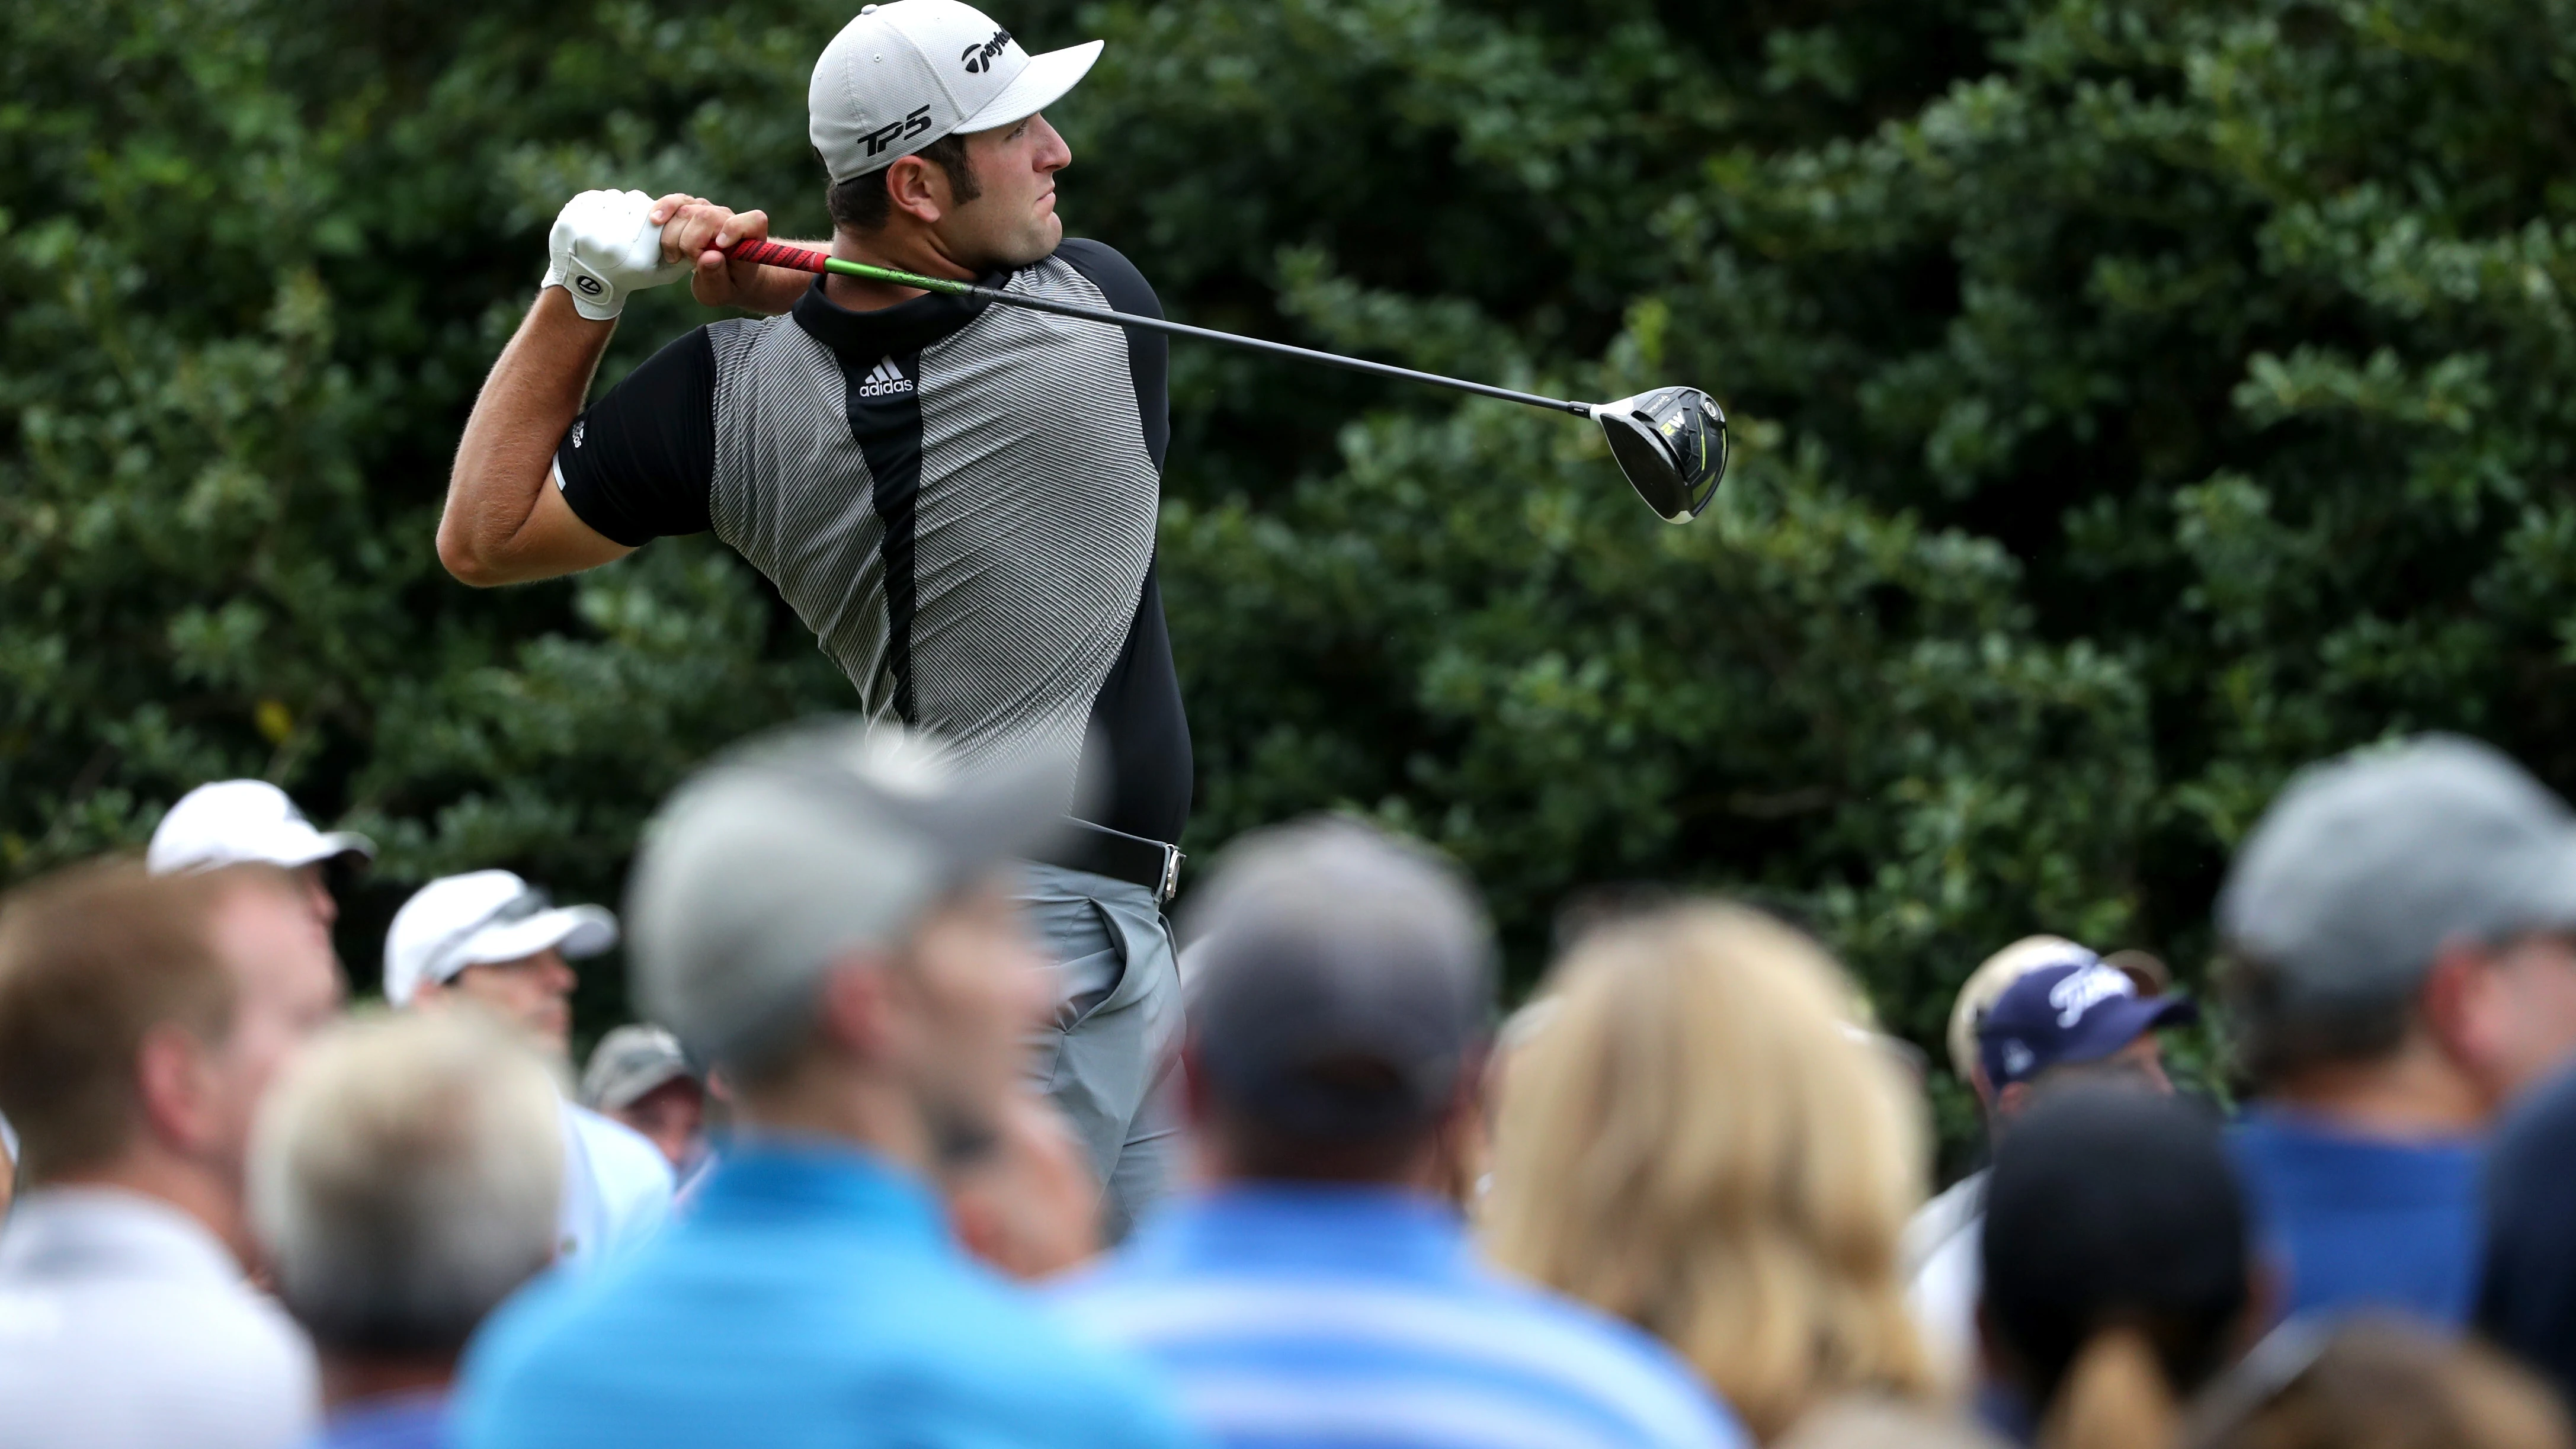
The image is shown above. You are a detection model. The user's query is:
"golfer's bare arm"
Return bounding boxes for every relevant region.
[439,290,629,586]
[438,198,816,588]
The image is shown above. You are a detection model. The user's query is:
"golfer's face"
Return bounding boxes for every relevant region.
[952,113,1071,269]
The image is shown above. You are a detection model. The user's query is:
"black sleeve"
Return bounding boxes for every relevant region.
[553,326,717,546]
[1053,239,1170,472]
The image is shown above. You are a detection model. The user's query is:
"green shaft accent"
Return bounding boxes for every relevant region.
[821,257,973,294]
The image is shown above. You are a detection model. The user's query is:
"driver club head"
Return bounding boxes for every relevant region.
[1593,386,1728,523]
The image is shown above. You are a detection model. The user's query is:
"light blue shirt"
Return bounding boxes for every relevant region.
[1053,1185,1747,1449]
[454,1140,1198,1449]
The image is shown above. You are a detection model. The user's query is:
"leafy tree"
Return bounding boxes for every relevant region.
[9,0,2574,1150]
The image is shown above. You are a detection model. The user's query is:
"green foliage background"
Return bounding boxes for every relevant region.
[9,0,2576,1140]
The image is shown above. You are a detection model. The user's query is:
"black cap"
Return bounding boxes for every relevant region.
[1983,1085,2251,1403]
[1181,818,1495,1142]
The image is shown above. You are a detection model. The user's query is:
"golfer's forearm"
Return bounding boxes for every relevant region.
[441,290,615,585]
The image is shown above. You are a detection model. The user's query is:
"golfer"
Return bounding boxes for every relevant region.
[440,0,1184,1234]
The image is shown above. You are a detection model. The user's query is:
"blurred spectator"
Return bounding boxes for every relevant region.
[1485,900,1953,1445]
[148,779,374,927]
[249,1010,563,1449]
[1458,993,1565,1217]
[948,1088,1101,1281]
[386,871,672,1264]
[1909,947,2197,1380]
[580,1024,707,1175]
[0,860,344,1449]
[2217,735,2576,1326]
[1980,1084,2256,1449]
[2187,1319,2571,1449]
[1944,936,2084,1088]
[1061,820,1743,1449]
[452,722,1194,1449]
[1,1111,17,1220]
[2476,1061,2576,1405]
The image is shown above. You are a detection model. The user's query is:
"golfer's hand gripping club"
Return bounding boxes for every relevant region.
[544,190,697,320]
[720,237,1728,521]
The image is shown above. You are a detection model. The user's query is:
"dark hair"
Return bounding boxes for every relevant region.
[825,133,979,234]
[2217,950,2417,1092]
[1204,1092,1449,1185]
[1982,1085,2252,1448]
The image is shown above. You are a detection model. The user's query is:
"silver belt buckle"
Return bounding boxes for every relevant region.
[1156,845,1184,906]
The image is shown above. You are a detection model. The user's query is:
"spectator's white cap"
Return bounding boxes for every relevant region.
[384,870,617,1007]
[147,780,376,877]
[809,0,1101,183]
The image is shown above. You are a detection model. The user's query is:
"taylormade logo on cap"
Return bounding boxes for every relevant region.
[809,0,1104,184]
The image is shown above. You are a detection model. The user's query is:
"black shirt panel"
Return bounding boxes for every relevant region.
[1052,241,1191,845]
[788,271,1000,358]
[844,348,927,721]
[1074,559,1191,845]
[1054,238,1171,469]
[553,327,717,546]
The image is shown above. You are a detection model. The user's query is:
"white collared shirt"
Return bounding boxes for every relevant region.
[558,1102,674,1264]
[1901,1169,1988,1388]
[0,1187,318,1449]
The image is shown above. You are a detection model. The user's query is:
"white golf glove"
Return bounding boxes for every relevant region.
[542,189,693,320]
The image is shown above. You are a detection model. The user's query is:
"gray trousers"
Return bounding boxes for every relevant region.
[1017,861,1186,1242]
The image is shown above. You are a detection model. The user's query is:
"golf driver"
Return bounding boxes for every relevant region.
[722,237,1728,522]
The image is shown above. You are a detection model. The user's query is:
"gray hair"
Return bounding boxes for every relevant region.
[249,1009,563,1354]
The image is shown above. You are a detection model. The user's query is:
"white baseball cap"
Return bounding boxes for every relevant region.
[146,780,376,877]
[809,0,1103,184]
[384,870,619,1007]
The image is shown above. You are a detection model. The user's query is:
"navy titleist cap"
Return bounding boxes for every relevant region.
[1978,952,2198,1089]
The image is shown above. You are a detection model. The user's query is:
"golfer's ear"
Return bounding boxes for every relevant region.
[884,155,946,225]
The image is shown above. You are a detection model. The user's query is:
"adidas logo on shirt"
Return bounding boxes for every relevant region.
[857,357,914,398]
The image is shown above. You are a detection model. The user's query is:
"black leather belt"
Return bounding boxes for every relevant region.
[1035,818,1185,906]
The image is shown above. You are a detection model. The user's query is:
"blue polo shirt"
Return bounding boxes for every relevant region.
[453,1140,1199,1449]
[1053,1185,1745,1449]
[2229,1108,2484,1329]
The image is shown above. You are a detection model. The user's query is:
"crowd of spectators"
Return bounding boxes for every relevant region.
[7,726,2576,1449]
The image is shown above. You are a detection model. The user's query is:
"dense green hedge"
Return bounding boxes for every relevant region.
[9,0,2575,1137]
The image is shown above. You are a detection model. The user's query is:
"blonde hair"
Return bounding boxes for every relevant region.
[249,1009,565,1352]
[2047,1327,2184,1449]
[1483,902,1936,1441]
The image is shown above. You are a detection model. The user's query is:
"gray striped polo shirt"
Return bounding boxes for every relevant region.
[552,239,1190,843]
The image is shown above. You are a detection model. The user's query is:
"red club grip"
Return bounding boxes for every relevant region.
[727,236,830,273]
